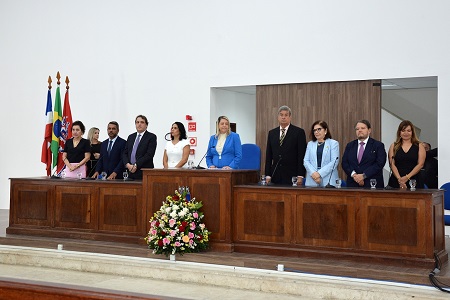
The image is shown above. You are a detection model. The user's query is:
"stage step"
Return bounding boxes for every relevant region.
[0,245,447,300]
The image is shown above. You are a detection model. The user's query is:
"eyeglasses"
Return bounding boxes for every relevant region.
[313,128,323,133]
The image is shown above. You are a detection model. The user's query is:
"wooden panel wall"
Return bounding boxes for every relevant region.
[256,80,381,178]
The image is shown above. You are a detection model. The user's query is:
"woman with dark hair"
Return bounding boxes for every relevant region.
[388,120,425,189]
[206,116,242,169]
[62,120,91,177]
[303,120,340,187]
[163,122,190,168]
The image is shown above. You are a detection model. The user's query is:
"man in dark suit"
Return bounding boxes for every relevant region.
[91,121,126,180]
[123,115,157,180]
[265,105,307,185]
[421,142,438,189]
[342,120,386,188]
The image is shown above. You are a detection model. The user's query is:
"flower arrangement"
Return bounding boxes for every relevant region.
[145,187,210,256]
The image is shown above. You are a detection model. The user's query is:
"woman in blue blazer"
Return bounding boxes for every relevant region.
[304,121,340,187]
[206,116,242,169]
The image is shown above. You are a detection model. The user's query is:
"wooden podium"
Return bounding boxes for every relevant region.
[142,169,259,252]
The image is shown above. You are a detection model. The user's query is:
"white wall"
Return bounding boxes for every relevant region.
[382,88,438,147]
[1,0,450,208]
[210,88,256,144]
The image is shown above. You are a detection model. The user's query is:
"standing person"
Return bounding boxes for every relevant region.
[265,105,307,185]
[342,120,386,188]
[163,122,190,168]
[62,120,91,177]
[388,120,425,189]
[92,121,126,180]
[304,121,340,187]
[123,115,157,180]
[421,142,438,189]
[206,116,242,169]
[87,127,101,177]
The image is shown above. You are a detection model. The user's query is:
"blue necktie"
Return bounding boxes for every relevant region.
[107,140,113,155]
[130,134,141,164]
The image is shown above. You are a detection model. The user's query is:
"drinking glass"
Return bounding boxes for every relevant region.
[260,175,266,186]
[77,172,82,180]
[409,179,417,191]
[123,171,128,181]
[335,178,342,188]
[188,160,194,169]
[60,170,66,179]
[292,176,298,187]
[101,171,107,180]
[370,179,377,189]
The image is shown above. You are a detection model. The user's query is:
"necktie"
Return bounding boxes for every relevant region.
[107,140,113,155]
[130,134,141,164]
[357,141,365,163]
[280,128,286,146]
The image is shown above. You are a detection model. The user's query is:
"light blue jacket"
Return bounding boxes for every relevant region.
[206,132,242,169]
[304,139,340,187]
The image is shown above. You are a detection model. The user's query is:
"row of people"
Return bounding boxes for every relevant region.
[62,109,428,189]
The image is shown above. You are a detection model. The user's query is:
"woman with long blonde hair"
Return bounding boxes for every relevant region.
[387,120,425,189]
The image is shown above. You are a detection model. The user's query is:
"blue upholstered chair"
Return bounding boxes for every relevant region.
[440,182,450,226]
[240,143,261,170]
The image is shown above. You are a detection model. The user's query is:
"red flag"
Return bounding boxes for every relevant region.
[41,89,53,176]
[56,87,73,174]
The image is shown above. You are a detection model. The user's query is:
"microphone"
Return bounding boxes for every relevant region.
[325,157,339,188]
[196,146,214,169]
[85,159,99,180]
[268,155,282,184]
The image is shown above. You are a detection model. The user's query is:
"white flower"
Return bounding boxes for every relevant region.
[172,204,179,211]
[170,211,178,218]
[165,207,171,213]
[178,210,186,217]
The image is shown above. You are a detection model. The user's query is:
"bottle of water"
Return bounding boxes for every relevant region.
[186,187,191,202]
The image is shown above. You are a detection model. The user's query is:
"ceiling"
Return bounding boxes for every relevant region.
[214,76,438,95]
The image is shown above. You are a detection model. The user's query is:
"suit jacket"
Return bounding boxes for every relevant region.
[95,136,126,178]
[206,132,242,169]
[123,131,157,179]
[304,139,340,187]
[265,124,307,185]
[341,137,386,188]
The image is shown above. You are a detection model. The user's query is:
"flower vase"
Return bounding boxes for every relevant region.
[169,254,176,262]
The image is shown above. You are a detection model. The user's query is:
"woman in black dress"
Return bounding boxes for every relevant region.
[87,127,101,176]
[388,120,426,189]
[62,120,91,177]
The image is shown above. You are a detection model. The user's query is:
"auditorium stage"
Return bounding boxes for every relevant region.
[1,209,449,289]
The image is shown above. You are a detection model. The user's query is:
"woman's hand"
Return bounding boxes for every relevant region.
[222,166,232,170]
[209,165,216,169]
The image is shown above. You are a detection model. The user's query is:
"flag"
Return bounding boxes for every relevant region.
[56,88,73,173]
[41,90,53,176]
[51,85,62,170]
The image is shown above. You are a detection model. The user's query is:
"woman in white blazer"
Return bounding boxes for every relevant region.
[304,120,340,187]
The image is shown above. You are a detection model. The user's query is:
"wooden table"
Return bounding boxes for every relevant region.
[233,185,447,267]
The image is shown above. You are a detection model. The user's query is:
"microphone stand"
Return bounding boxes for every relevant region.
[196,146,214,169]
[85,159,99,180]
[325,157,339,188]
[268,155,282,185]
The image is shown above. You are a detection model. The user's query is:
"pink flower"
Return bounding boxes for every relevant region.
[193,212,198,218]
[163,237,170,245]
[190,222,196,230]
[150,229,157,236]
[169,219,176,228]
[189,239,194,245]
[170,230,177,237]
[188,232,194,238]
[174,242,181,247]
